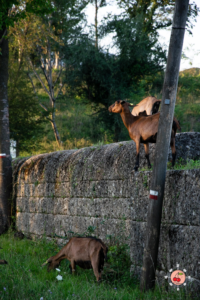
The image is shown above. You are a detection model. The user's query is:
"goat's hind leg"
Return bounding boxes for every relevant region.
[134,141,140,171]
[143,143,151,169]
[170,136,176,167]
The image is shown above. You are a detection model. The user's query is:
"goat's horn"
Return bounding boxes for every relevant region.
[128,103,135,107]
[42,260,49,266]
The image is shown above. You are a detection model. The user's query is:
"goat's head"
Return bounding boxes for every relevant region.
[108,100,135,113]
[42,257,60,272]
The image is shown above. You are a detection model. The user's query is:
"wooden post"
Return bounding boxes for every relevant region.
[140,0,189,291]
[0,26,12,233]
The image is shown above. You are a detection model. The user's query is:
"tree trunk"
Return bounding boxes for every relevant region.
[95,0,98,48]
[0,27,12,234]
[50,118,62,148]
[54,52,59,69]
[27,38,63,148]
[140,0,189,292]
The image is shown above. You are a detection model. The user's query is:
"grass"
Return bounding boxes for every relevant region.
[0,231,197,300]
[139,159,200,172]
[172,158,200,170]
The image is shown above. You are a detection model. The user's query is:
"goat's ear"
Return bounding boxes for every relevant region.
[120,100,126,104]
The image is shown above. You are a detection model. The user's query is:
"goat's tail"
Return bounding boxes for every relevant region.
[173,117,181,132]
[98,246,108,272]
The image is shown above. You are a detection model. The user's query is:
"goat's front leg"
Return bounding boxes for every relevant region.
[143,143,151,169]
[134,141,140,171]
[70,260,76,275]
[91,257,101,282]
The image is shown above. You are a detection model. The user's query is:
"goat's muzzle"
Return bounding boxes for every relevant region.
[108,104,114,112]
[42,260,49,266]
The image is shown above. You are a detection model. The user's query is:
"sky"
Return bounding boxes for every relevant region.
[85,1,200,71]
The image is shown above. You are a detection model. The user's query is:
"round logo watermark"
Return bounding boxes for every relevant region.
[164,264,191,291]
[170,270,186,286]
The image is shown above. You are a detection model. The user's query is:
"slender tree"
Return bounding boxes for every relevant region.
[89,0,106,48]
[9,0,87,148]
[8,50,46,156]
[0,0,53,233]
[27,39,64,148]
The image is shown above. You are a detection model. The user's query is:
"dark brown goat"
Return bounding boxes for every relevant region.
[131,96,161,116]
[42,237,108,282]
[109,100,179,171]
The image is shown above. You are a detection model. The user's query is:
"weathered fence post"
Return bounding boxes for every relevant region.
[140,0,189,291]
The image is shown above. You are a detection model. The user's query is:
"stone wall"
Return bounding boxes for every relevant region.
[13,133,200,288]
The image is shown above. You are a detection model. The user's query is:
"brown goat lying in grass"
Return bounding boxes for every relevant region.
[131,96,161,116]
[42,237,108,282]
[109,100,180,171]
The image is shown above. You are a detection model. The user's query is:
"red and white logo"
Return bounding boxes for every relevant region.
[164,264,191,291]
[170,270,186,286]
[149,190,158,200]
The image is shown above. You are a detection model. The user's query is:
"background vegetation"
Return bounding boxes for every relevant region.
[2,2,199,298]
[6,0,200,158]
[10,67,200,157]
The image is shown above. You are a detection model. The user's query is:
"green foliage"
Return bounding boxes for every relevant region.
[4,0,200,155]
[43,0,87,60]
[177,71,200,103]
[51,0,87,36]
[140,159,200,172]
[12,65,200,157]
[175,103,200,132]
[171,159,200,171]
[64,13,166,142]
[7,0,88,153]
[117,0,199,34]
[8,53,46,154]
[105,243,132,285]
[104,15,166,80]
[174,69,200,132]
[0,0,53,30]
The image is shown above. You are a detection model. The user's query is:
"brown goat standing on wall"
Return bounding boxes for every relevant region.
[131,96,161,116]
[109,100,179,171]
[42,237,108,282]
